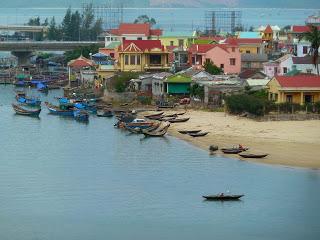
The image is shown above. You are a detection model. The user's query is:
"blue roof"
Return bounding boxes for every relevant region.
[162,31,196,38]
[92,52,109,58]
[238,32,262,39]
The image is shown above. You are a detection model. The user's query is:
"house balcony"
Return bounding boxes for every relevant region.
[144,63,171,70]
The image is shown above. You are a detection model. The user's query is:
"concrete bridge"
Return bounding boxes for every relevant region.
[0,41,104,65]
[0,25,48,32]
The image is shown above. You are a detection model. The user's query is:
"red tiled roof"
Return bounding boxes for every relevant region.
[120,40,165,52]
[109,23,162,37]
[291,25,320,33]
[198,36,226,42]
[225,37,239,46]
[275,75,320,88]
[264,25,273,34]
[189,44,229,53]
[68,56,94,68]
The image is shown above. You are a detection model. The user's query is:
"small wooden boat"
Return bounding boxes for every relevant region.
[125,119,155,130]
[221,149,243,154]
[142,124,170,137]
[97,110,113,117]
[12,103,41,116]
[178,130,201,134]
[73,110,89,122]
[239,153,268,158]
[168,117,190,123]
[162,113,178,118]
[203,194,244,201]
[45,102,74,116]
[144,111,164,118]
[188,132,209,137]
[177,111,186,116]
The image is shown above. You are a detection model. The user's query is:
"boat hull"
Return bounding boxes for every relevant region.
[203,195,244,201]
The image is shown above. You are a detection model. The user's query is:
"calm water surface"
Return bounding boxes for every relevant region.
[0,85,320,240]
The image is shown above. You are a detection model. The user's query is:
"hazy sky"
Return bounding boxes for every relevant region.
[2,0,320,8]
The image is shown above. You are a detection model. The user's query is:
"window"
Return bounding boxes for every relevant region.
[136,55,141,65]
[122,37,126,41]
[246,50,250,54]
[275,93,278,101]
[149,54,161,65]
[170,41,174,46]
[130,55,136,65]
[305,95,313,104]
[220,64,224,69]
[205,58,211,64]
[286,95,293,103]
[124,55,129,65]
[137,37,142,40]
[232,47,236,52]
[230,58,236,66]
[178,39,184,47]
[110,53,115,58]
[303,46,308,54]
[306,69,312,74]
[257,47,260,53]
[283,67,287,74]
[106,37,110,41]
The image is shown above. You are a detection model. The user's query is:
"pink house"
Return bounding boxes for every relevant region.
[188,39,241,74]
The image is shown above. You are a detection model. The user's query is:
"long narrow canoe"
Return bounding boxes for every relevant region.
[203,195,244,201]
[239,153,268,158]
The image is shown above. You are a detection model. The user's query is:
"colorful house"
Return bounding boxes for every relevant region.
[108,23,162,42]
[165,74,192,95]
[118,40,170,72]
[262,25,274,52]
[267,75,320,104]
[159,31,197,49]
[236,38,265,54]
[188,39,241,74]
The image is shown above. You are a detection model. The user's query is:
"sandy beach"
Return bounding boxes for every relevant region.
[145,110,320,169]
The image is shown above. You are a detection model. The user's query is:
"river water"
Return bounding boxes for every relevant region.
[0,85,320,240]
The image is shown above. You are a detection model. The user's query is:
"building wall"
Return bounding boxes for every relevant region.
[239,45,261,54]
[295,64,318,74]
[159,37,192,49]
[264,63,279,78]
[202,46,241,74]
[278,56,293,75]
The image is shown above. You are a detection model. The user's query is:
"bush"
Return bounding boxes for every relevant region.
[315,101,320,113]
[225,93,272,116]
[203,60,223,75]
[113,72,139,93]
[137,96,152,105]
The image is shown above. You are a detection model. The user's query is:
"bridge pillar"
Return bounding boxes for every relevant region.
[11,51,33,65]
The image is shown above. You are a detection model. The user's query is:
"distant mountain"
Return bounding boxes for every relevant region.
[2,0,320,8]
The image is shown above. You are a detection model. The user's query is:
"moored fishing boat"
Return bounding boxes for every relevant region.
[239,153,268,158]
[144,111,164,118]
[203,194,244,201]
[16,92,41,107]
[168,117,190,123]
[188,132,209,137]
[12,103,41,117]
[73,110,89,122]
[125,119,155,130]
[97,109,114,117]
[178,130,201,134]
[45,102,74,116]
[142,123,170,137]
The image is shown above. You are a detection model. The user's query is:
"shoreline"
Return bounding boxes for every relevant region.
[146,110,320,170]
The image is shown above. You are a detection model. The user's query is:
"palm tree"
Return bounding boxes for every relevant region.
[304,25,320,75]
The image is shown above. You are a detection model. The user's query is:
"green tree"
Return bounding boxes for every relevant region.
[134,15,156,26]
[81,3,95,41]
[203,60,223,75]
[71,11,81,41]
[190,83,204,101]
[304,25,320,75]
[48,17,58,40]
[62,7,72,40]
[64,44,99,63]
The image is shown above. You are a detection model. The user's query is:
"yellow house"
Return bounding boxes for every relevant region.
[158,31,197,49]
[118,40,170,72]
[267,75,320,105]
[237,39,265,54]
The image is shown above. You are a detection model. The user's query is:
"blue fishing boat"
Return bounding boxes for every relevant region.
[73,110,89,122]
[45,102,74,116]
[15,92,41,107]
[125,119,155,130]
